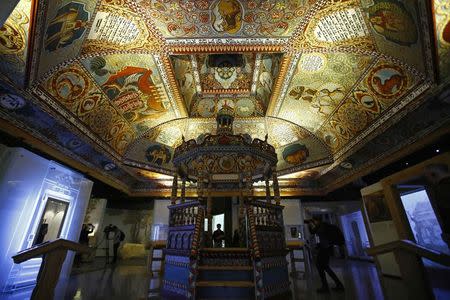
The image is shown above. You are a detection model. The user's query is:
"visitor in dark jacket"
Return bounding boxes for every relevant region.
[308,218,345,293]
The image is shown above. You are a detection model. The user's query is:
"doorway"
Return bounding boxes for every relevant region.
[206,198,232,247]
[340,211,370,259]
[33,197,69,246]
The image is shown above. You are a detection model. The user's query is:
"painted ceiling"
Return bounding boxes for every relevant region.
[0,0,449,196]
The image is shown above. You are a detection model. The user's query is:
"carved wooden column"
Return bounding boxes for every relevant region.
[265,176,271,203]
[171,175,178,205]
[197,172,204,202]
[181,177,186,203]
[272,168,281,205]
[245,172,254,203]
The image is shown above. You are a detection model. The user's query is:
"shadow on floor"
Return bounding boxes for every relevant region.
[61,258,383,300]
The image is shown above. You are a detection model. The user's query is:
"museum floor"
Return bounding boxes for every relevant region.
[60,257,384,300]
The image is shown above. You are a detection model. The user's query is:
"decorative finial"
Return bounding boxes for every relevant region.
[265,134,268,142]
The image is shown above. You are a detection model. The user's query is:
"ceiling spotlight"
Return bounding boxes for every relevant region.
[436,149,440,153]
[405,162,409,166]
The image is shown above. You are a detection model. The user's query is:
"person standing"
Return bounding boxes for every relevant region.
[212,224,225,248]
[308,218,345,293]
[112,226,124,263]
[75,224,94,267]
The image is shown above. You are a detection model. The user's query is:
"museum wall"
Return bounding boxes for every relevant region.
[0,145,93,296]
[101,207,153,245]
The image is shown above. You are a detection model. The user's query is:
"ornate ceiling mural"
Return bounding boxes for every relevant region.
[360,0,426,73]
[142,0,315,39]
[170,52,282,118]
[0,0,33,86]
[37,0,97,79]
[0,0,447,196]
[276,52,373,132]
[80,53,176,134]
[433,0,450,80]
[291,0,374,51]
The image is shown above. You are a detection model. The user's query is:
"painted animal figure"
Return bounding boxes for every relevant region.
[150,148,168,164]
[372,74,405,95]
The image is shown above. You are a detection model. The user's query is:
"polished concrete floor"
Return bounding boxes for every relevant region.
[59,257,384,300]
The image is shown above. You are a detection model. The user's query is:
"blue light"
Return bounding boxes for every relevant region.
[0,146,92,298]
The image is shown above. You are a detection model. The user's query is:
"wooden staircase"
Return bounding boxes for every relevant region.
[196,248,255,299]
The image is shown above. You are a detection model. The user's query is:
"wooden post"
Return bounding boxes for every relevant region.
[272,168,281,205]
[181,177,186,203]
[246,172,253,203]
[265,176,271,203]
[393,249,434,300]
[238,175,245,220]
[207,180,213,237]
[171,175,178,205]
[12,239,89,300]
[197,173,203,202]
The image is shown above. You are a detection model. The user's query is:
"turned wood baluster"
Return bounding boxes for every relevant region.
[272,168,281,205]
[197,174,203,202]
[181,178,186,203]
[245,172,253,203]
[265,176,271,203]
[171,175,178,205]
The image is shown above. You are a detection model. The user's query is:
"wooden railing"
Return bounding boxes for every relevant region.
[246,205,261,259]
[251,201,283,229]
[188,205,204,299]
[166,201,201,256]
[249,201,287,257]
[169,201,200,227]
[367,239,450,300]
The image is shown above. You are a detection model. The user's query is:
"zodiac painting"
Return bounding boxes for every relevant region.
[196,98,216,117]
[145,144,171,165]
[367,0,417,46]
[45,2,89,52]
[368,64,407,98]
[50,67,89,104]
[235,98,255,117]
[282,143,309,165]
[211,0,243,34]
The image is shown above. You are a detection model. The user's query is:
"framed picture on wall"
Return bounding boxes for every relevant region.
[364,194,392,223]
[286,225,304,240]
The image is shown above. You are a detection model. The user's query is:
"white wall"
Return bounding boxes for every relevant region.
[101,208,153,245]
[151,199,171,241]
[83,198,108,242]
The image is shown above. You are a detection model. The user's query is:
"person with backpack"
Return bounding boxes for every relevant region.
[307,217,345,293]
[112,225,125,263]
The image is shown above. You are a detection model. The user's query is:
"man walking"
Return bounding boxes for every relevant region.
[308,218,345,293]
